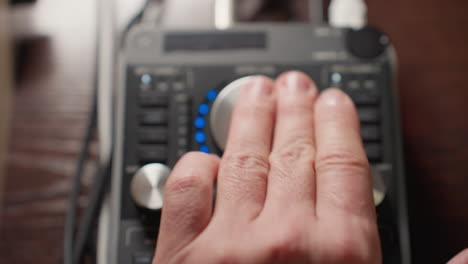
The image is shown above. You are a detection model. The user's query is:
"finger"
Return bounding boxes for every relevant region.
[314,88,375,218]
[264,71,319,213]
[216,76,275,221]
[155,152,219,258]
[448,248,468,264]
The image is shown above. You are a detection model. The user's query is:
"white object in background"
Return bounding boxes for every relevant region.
[161,0,217,28]
[328,0,367,29]
[215,0,235,29]
[161,0,238,29]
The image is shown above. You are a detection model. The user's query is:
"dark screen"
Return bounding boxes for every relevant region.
[164,32,267,52]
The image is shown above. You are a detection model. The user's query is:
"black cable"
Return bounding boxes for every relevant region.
[73,154,113,264]
[63,1,101,262]
[63,88,98,264]
[63,0,168,262]
[62,1,152,263]
[124,0,148,33]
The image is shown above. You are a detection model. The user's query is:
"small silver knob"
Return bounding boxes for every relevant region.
[372,165,387,206]
[210,76,254,151]
[130,163,171,210]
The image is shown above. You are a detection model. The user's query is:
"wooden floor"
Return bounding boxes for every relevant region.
[1,0,467,263]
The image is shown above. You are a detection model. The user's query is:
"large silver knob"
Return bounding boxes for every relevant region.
[130,163,171,210]
[210,76,254,151]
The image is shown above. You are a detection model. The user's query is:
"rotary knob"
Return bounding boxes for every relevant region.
[371,164,389,206]
[130,163,171,210]
[346,26,389,60]
[210,76,255,151]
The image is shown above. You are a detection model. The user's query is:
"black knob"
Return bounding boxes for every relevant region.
[346,26,389,60]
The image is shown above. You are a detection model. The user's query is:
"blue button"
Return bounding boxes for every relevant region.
[199,145,210,153]
[195,131,206,143]
[198,104,210,116]
[141,74,152,85]
[206,89,218,101]
[194,117,206,129]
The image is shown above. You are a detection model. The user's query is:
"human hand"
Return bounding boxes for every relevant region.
[448,249,468,264]
[153,71,382,264]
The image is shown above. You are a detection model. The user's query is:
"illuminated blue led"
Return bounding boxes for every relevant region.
[206,89,218,101]
[141,74,152,85]
[195,131,206,143]
[194,117,206,129]
[199,145,210,153]
[198,104,210,116]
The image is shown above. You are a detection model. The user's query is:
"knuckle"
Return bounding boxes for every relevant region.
[315,149,369,175]
[270,137,315,166]
[222,151,270,180]
[335,245,369,263]
[165,151,216,200]
[327,238,369,263]
[266,231,306,261]
[325,223,378,264]
[165,171,208,198]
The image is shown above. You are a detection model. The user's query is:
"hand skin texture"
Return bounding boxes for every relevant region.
[153,71,383,264]
[448,249,468,264]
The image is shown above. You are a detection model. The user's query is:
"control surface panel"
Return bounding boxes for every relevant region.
[107,24,410,264]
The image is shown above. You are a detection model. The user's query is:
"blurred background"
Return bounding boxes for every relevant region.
[0,0,467,263]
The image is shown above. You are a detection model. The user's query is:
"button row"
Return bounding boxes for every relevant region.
[174,93,191,159]
[365,143,382,162]
[330,72,378,91]
[139,91,169,107]
[139,109,168,125]
[139,127,167,143]
[139,72,185,86]
[138,145,167,163]
[329,72,380,105]
[358,107,380,123]
[137,75,171,164]
[140,80,186,94]
[349,92,379,105]
[361,125,380,141]
[133,254,153,264]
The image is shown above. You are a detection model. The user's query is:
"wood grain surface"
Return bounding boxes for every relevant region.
[0,0,12,230]
[1,0,467,263]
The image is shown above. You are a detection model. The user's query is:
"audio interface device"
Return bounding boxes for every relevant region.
[100,22,411,264]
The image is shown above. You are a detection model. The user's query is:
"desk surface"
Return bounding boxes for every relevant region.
[1,0,467,263]
[0,0,12,229]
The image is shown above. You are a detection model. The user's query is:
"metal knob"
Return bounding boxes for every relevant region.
[371,165,387,206]
[210,76,254,151]
[130,163,171,210]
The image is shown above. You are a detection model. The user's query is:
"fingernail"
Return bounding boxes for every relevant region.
[247,77,273,97]
[285,72,312,93]
[320,88,352,107]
